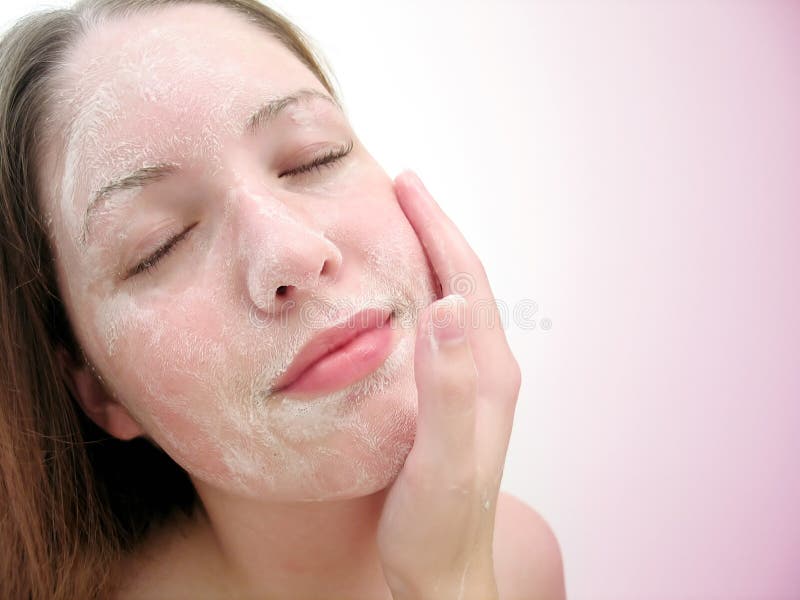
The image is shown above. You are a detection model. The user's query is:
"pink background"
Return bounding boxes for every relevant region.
[497,3,800,598]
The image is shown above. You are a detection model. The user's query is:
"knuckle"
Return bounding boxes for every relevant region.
[493,352,522,399]
[506,355,522,395]
[434,362,478,404]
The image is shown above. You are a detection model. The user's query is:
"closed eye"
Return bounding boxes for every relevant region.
[279,139,354,178]
[126,222,197,279]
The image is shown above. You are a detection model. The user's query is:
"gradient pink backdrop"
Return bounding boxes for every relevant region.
[503,2,800,598]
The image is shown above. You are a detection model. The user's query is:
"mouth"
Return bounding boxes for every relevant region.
[271,306,397,398]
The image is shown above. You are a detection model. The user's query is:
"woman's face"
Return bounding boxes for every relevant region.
[37,4,437,501]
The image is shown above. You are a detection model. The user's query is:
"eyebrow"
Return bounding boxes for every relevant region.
[79,87,338,247]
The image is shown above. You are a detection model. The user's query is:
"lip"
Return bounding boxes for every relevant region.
[272,305,395,396]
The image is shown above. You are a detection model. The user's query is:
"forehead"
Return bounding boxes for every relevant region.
[45,3,325,237]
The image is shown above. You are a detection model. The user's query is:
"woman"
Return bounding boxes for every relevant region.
[0,0,565,598]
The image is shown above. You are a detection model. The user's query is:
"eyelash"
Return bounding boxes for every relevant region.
[127,223,197,279]
[277,139,354,178]
[127,141,354,279]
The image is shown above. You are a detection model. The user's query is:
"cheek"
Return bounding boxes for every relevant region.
[328,169,430,269]
[96,290,227,383]
[92,290,235,453]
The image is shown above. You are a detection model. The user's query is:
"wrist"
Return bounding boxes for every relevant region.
[386,569,499,600]
[391,582,499,600]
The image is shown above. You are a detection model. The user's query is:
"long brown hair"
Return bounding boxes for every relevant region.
[0,1,339,597]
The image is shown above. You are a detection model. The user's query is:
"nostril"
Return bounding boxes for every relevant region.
[320,258,335,278]
[276,285,289,296]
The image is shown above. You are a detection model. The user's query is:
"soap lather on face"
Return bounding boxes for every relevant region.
[37,3,439,502]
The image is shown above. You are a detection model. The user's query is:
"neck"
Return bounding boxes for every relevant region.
[189,480,394,599]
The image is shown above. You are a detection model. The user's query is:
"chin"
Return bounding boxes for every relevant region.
[193,352,420,503]
[290,383,418,502]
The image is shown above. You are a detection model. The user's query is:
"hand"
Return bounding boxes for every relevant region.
[377,170,522,600]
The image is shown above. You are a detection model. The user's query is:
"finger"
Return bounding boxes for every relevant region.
[394,170,489,303]
[406,294,478,488]
[394,170,517,395]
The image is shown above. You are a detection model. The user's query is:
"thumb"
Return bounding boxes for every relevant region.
[410,294,478,477]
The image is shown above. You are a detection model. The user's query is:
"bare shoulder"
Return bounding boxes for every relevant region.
[493,491,566,600]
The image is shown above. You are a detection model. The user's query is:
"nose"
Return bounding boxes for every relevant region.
[231,184,343,315]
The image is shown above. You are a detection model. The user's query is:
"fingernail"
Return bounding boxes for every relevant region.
[428,294,467,350]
